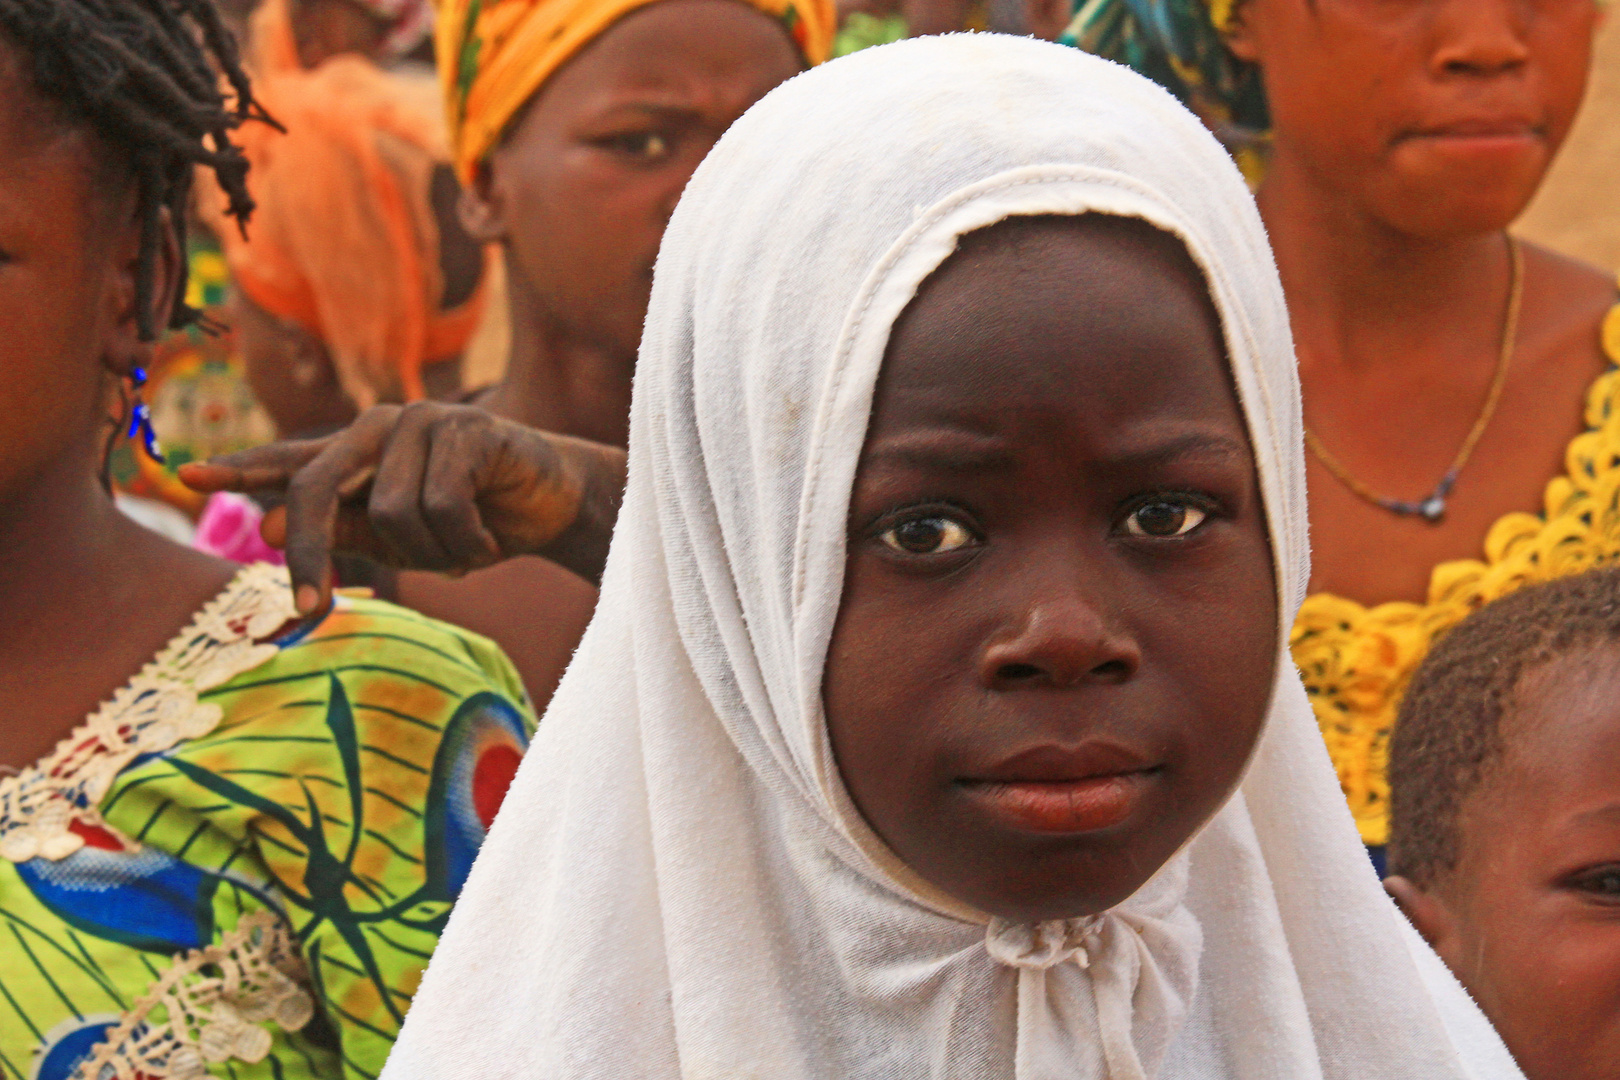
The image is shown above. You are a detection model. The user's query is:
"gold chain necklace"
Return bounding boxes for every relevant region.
[1304,235,1523,525]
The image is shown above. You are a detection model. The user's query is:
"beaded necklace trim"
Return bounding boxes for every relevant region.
[0,562,298,864]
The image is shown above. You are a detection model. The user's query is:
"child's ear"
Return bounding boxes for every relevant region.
[102,204,183,380]
[1384,874,1459,957]
[1221,2,1260,64]
[458,162,510,245]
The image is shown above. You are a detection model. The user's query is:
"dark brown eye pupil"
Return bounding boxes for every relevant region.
[1135,502,1186,536]
[1586,871,1620,894]
[894,519,945,553]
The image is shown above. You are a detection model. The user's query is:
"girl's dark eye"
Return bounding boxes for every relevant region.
[1568,865,1620,899]
[1124,500,1208,538]
[608,132,671,160]
[879,516,976,555]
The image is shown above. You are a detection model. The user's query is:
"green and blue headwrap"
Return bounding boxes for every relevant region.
[1061,0,1269,135]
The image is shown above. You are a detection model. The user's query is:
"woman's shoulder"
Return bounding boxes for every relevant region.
[1519,239,1619,362]
[1520,237,1617,293]
[186,568,537,783]
[6,562,536,860]
[151,562,532,723]
[289,585,536,709]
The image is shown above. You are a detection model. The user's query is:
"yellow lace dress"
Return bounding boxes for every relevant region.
[1293,299,1620,846]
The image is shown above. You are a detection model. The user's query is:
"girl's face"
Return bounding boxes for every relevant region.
[465,0,803,366]
[1228,0,1597,237]
[824,216,1278,923]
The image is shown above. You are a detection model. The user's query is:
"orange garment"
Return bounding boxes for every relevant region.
[437,0,837,185]
[202,0,488,406]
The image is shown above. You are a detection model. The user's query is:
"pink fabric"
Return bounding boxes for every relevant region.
[194,492,286,566]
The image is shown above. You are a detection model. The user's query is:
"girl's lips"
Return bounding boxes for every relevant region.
[959,771,1155,834]
[1397,121,1544,158]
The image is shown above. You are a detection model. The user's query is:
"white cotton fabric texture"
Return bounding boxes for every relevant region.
[380,33,1522,1080]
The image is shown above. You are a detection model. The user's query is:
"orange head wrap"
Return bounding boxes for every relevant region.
[436,0,836,184]
[202,0,489,407]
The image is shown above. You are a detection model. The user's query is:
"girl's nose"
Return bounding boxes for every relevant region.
[1432,0,1530,78]
[979,596,1141,690]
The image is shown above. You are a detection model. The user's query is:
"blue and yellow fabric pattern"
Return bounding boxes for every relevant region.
[0,564,534,1080]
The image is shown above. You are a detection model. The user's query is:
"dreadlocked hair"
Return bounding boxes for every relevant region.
[0,0,278,340]
[1388,566,1620,887]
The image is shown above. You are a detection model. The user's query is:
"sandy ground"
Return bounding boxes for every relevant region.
[1514,19,1620,274]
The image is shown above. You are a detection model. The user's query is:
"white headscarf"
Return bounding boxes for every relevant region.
[381,34,1521,1080]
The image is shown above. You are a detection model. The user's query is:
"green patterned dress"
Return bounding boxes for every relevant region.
[0,564,535,1080]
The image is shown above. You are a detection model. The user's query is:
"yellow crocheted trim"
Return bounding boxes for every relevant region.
[0,564,296,863]
[1294,299,1620,846]
[74,910,315,1080]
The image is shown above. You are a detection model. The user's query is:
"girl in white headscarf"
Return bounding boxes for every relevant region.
[378,32,1523,1080]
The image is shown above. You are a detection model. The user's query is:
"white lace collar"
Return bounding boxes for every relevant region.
[0,562,298,863]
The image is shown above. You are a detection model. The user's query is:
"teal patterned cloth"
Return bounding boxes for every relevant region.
[1061,0,1269,134]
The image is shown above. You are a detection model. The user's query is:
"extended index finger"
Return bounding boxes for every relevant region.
[282,415,398,614]
[177,438,333,495]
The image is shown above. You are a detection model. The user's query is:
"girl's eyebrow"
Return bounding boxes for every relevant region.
[863,430,1249,474]
[862,431,1017,473]
[1569,803,1620,829]
[585,100,706,123]
[1100,431,1252,470]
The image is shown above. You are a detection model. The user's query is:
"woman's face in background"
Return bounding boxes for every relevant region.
[467,0,804,363]
[1228,0,1597,237]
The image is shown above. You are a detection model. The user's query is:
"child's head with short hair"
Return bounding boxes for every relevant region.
[1388,566,1620,1080]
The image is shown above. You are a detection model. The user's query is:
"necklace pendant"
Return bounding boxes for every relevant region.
[1380,493,1449,523]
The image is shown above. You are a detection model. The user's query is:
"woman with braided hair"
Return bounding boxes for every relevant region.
[1059,0,1618,864]
[0,3,536,1076]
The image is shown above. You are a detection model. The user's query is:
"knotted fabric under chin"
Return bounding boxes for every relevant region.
[985,859,1202,1080]
[380,34,1527,1080]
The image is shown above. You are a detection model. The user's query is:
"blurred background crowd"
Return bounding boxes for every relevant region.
[123,5,1619,543]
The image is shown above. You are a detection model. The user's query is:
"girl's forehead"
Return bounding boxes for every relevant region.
[870,219,1245,461]
[885,216,1225,386]
[0,81,101,215]
[0,37,109,182]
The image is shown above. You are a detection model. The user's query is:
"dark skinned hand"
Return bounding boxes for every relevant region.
[178,403,626,616]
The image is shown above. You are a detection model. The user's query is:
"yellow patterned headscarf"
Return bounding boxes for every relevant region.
[437,0,836,183]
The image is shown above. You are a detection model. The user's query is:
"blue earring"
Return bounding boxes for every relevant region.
[127,367,164,464]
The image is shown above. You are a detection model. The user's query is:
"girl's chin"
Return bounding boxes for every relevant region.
[1382,148,1546,233]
